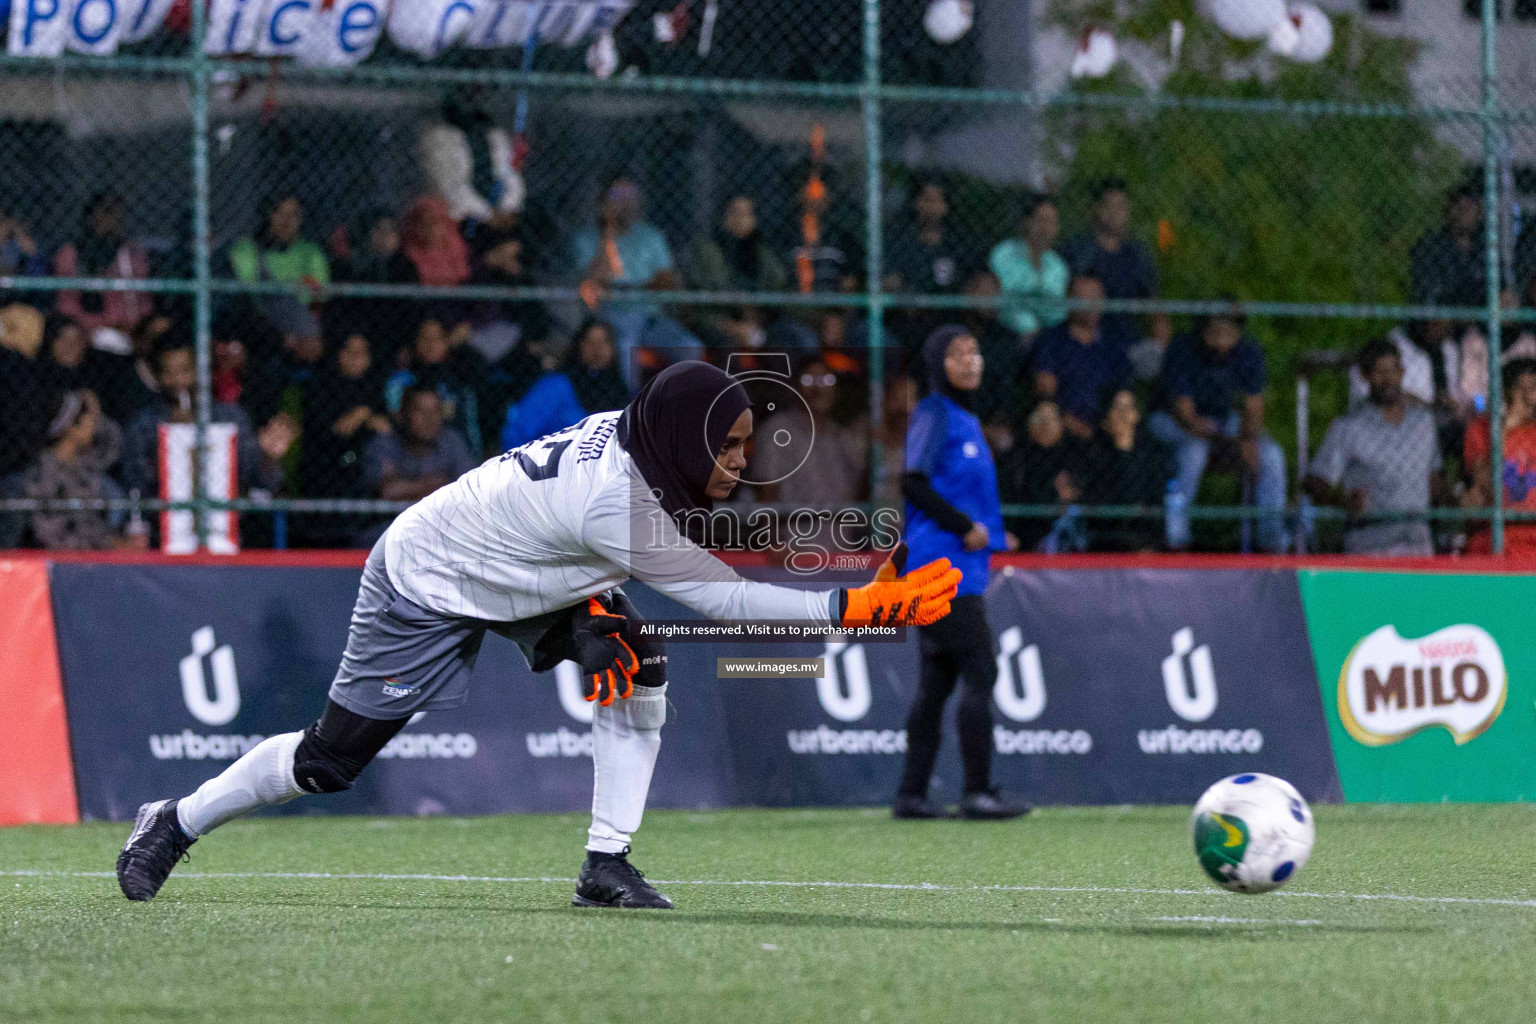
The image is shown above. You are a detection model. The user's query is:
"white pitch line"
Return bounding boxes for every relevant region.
[1149,916,1323,926]
[5,869,1536,909]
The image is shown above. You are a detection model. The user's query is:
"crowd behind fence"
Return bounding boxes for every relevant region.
[0,0,1530,554]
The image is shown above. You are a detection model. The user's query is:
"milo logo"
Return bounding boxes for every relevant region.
[1338,624,1507,747]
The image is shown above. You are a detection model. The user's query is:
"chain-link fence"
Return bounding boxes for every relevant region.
[0,0,1529,554]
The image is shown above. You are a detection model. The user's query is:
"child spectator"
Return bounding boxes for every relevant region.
[53,192,152,337]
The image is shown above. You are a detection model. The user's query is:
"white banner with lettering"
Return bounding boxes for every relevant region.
[157,421,240,555]
[7,0,631,63]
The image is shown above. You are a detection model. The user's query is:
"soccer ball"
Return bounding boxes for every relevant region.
[1191,773,1314,893]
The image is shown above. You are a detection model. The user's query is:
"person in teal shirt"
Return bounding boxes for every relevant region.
[987,196,1068,338]
[572,178,700,385]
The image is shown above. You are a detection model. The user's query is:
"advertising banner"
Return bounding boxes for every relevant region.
[48,563,734,821]
[1298,570,1536,802]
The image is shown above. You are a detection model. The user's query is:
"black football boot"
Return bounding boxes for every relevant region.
[572,847,674,909]
[116,799,196,901]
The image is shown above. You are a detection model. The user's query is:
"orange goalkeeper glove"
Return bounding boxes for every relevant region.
[572,597,640,706]
[841,556,961,628]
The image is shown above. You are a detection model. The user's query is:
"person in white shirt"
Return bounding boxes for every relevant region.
[117,362,960,909]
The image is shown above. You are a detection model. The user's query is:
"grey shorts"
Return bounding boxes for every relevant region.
[328,538,573,720]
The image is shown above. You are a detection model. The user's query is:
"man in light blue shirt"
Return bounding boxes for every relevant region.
[573,179,700,384]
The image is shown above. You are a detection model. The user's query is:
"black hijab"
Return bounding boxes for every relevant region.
[922,324,973,408]
[619,360,751,530]
[562,325,629,415]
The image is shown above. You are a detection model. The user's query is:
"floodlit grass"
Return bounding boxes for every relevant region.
[4,805,1536,1023]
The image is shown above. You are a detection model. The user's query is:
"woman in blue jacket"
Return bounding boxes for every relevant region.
[894,325,1031,821]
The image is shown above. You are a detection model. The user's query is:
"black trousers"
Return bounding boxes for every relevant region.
[896,595,995,798]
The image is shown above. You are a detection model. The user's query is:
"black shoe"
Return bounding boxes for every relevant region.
[892,794,946,819]
[958,789,1032,820]
[116,799,196,901]
[572,847,673,909]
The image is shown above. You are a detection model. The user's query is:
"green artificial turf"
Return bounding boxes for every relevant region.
[4,805,1536,1023]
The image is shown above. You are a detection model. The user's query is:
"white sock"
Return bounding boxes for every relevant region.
[587,683,666,854]
[176,732,306,839]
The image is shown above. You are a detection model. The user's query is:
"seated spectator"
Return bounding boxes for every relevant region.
[420,87,525,229]
[500,319,628,451]
[0,209,47,277]
[121,329,295,499]
[960,270,1028,429]
[295,333,392,546]
[244,303,326,429]
[385,317,488,454]
[785,166,860,296]
[1032,275,1130,440]
[465,220,551,367]
[1308,340,1443,556]
[1149,307,1287,552]
[329,210,419,361]
[1060,176,1158,349]
[212,331,249,407]
[1082,390,1170,551]
[18,389,131,551]
[0,301,51,477]
[53,192,152,339]
[229,194,330,303]
[1347,322,1436,412]
[574,177,701,384]
[752,355,869,506]
[365,385,474,504]
[1463,358,1536,554]
[40,314,90,393]
[86,310,168,425]
[1411,185,1499,308]
[402,194,471,289]
[999,400,1086,550]
[988,195,1068,339]
[885,179,972,349]
[684,196,786,353]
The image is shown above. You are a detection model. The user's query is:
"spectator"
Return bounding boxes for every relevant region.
[988,195,1068,338]
[1149,308,1287,552]
[752,355,869,505]
[295,333,392,546]
[0,302,51,477]
[329,210,419,361]
[18,390,130,551]
[1410,185,1499,308]
[1463,358,1536,554]
[53,192,152,337]
[1082,390,1171,551]
[121,329,295,499]
[402,195,471,289]
[499,319,628,451]
[1032,275,1130,440]
[1307,340,1443,556]
[786,167,860,296]
[365,385,475,504]
[87,310,168,425]
[687,196,788,293]
[959,270,1028,428]
[0,209,46,277]
[40,314,90,393]
[999,400,1085,550]
[1060,176,1159,349]
[212,331,249,407]
[229,194,330,294]
[420,87,525,228]
[385,317,488,454]
[244,303,326,430]
[1348,322,1436,412]
[464,220,551,367]
[573,177,700,383]
[885,180,970,297]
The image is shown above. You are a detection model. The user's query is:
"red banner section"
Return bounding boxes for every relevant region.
[0,560,78,825]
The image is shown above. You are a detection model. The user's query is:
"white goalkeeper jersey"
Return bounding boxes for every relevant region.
[383,411,839,625]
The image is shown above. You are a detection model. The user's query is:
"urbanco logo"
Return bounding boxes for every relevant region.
[815,640,871,722]
[993,626,1045,723]
[1162,627,1217,723]
[1338,624,1507,746]
[180,626,239,726]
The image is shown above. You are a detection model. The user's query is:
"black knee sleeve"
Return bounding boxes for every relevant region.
[608,590,668,688]
[293,700,408,795]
